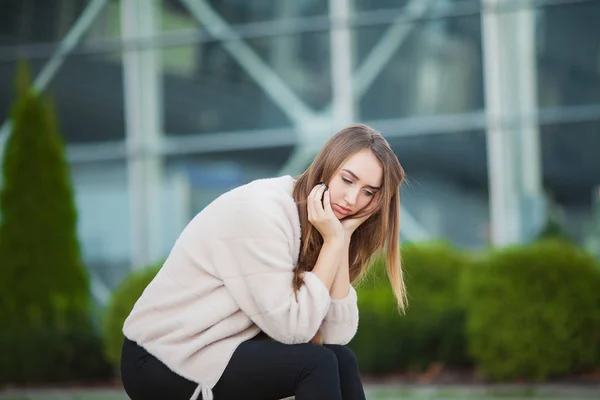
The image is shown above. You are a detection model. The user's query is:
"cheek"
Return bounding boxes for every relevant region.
[360,196,374,209]
[326,181,342,200]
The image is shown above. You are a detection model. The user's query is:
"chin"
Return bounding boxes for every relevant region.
[334,211,347,220]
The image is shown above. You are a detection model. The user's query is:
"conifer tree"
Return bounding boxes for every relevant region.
[0,61,100,383]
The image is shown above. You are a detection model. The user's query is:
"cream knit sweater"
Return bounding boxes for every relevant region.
[122,175,359,400]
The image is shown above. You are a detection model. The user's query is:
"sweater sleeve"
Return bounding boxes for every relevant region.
[320,286,359,345]
[210,202,332,345]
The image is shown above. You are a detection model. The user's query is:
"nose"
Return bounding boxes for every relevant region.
[344,187,360,206]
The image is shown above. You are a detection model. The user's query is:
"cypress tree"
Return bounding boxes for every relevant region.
[0,60,97,383]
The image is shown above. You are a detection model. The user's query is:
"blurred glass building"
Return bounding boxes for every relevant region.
[0,0,599,304]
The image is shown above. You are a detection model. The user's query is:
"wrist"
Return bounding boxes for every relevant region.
[323,236,346,248]
[344,229,353,240]
[341,229,353,243]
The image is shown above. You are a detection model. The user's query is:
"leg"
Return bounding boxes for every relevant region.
[213,337,343,400]
[120,337,197,400]
[324,345,366,400]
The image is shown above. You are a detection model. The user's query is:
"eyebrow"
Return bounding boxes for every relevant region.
[342,169,381,190]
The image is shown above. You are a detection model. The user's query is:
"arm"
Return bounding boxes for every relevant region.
[216,202,344,345]
[320,237,360,345]
[312,238,346,292]
[330,237,351,299]
[309,182,346,291]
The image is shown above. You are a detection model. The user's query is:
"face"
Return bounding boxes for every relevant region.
[326,149,383,220]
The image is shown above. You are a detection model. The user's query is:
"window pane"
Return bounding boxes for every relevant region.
[537,1,600,108]
[357,14,484,120]
[385,130,489,248]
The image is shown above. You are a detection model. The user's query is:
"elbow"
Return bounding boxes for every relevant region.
[282,334,316,345]
[322,331,355,346]
[263,318,322,345]
[269,326,321,345]
[321,320,358,345]
[260,300,330,344]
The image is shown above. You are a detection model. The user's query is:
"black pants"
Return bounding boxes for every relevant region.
[121,335,366,400]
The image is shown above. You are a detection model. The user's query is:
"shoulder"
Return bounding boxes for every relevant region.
[192,175,300,240]
[231,176,299,236]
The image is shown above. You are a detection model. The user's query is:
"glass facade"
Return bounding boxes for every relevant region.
[0,0,599,300]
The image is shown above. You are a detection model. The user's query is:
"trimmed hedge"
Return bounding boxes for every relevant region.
[462,239,600,381]
[0,322,112,384]
[350,241,473,373]
[100,239,600,383]
[102,263,162,367]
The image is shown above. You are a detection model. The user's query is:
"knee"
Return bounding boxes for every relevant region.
[301,344,340,372]
[326,345,359,371]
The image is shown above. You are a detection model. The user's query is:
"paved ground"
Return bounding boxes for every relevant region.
[1,383,598,399]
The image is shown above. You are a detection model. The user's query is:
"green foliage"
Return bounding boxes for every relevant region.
[462,239,600,381]
[350,241,473,374]
[102,263,162,366]
[0,61,110,384]
[0,323,112,384]
[584,186,600,263]
[0,60,88,327]
[535,193,574,244]
[536,219,574,244]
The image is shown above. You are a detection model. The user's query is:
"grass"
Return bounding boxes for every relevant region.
[365,385,600,399]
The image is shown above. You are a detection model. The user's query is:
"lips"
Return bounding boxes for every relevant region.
[334,204,351,215]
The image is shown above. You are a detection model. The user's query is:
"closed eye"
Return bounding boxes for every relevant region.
[343,176,375,196]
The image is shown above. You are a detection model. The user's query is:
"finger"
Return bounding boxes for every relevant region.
[308,184,325,204]
[307,185,320,221]
[307,196,314,222]
[313,184,326,211]
[308,184,321,202]
[308,184,326,219]
[322,187,334,215]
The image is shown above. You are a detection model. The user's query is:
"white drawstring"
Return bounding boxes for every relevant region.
[202,384,214,400]
[189,383,213,400]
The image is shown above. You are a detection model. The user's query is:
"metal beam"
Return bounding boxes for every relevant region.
[121,0,164,269]
[318,0,428,117]
[329,0,356,127]
[353,0,429,99]
[277,117,332,176]
[180,0,316,126]
[1,0,591,63]
[481,0,544,246]
[61,99,600,164]
[0,0,109,186]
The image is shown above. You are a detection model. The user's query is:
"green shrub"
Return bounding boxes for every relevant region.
[102,263,162,367]
[462,239,600,381]
[351,241,473,374]
[0,61,110,385]
[536,219,574,244]
[0,322,112,384]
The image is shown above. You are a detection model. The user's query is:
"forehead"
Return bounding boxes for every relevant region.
[340,149,383,186]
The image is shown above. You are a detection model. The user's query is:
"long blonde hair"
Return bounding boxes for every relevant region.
[292,124,407,312]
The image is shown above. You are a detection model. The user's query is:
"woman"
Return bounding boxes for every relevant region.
[120,123,407,400]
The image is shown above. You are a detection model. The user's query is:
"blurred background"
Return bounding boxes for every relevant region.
[0,0,600,398]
